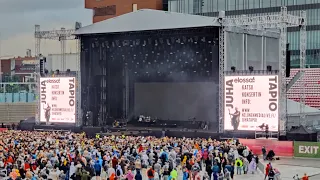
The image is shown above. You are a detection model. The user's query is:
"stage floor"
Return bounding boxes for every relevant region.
[32,124,257,138]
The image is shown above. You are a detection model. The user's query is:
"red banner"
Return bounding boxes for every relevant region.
[239,138,293,157]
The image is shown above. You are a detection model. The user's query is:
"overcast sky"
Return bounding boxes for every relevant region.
[0,0,92,57]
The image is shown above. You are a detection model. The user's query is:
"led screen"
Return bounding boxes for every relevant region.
[224,75,279,131]
[40,77,76,123]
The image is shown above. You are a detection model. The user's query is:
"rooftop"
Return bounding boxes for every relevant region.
[75,9,220,35]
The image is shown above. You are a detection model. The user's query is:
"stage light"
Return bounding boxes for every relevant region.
[249,66,254,72]
[231,66,236,72]
[267,65,272,71]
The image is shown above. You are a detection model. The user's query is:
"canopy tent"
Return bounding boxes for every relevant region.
[74,9,220,35]
[287,125,317,141]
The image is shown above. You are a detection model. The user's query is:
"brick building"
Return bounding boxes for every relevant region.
[85,0,168,23]
[0,56,36,82]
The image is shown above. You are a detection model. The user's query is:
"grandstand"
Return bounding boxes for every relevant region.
[287,68,320,109]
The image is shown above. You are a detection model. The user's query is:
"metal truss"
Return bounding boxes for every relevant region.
[75,37,82,127]
[34,25,41,125]
[34,24,81,126]
[218,26,225,133]
[299,11,307,126]
[34,25,76,71]
[218,7,306,135]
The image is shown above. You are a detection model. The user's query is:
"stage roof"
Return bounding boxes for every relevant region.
[74,9,220,35]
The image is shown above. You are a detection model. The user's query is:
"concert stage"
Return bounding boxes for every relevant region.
[76,10,220,130]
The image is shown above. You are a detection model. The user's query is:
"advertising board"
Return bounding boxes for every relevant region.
[294,141,320,158]
[224,75,279,131]
[40,77,76,123]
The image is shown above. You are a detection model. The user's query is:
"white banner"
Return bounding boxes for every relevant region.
[224,75,279,131]
[40,77,76,123]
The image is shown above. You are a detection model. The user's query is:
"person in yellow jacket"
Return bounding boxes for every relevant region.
[170,168,178,180]
[235,158,243,175]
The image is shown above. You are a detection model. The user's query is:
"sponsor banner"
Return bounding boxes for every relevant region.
[294,141,320,158]
[240,138,293,157]
[224,75,279,131]
[40,77,76,123]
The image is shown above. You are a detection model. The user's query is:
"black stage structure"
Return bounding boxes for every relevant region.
[80,28,219,125]
[76,10,221,135]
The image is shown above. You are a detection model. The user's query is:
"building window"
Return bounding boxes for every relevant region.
[132,4,138,12]
[94,5,116,16]
[217,0,226,11]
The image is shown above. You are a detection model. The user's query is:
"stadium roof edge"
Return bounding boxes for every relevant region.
[74,9,220,35]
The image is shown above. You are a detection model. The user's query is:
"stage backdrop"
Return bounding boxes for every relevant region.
[294,141,320,158]
[134,82,218,122]
[239,138,293,157]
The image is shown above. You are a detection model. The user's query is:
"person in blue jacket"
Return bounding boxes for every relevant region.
[212,162,220,180]
[182,168,189,180]
[94,159,102,177]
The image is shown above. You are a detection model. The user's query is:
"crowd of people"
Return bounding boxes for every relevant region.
[0,130,263,180]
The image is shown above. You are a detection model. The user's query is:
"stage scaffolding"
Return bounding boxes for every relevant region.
[34,23,82,126]
[218,7,306,135]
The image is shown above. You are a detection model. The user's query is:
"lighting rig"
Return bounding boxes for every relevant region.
[218,7,306,135]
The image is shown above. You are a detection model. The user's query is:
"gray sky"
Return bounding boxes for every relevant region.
[0,0,92,57]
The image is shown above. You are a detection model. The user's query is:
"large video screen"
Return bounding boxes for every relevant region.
[40,77,76,123]
[224,75,278,131]
[134,82,218,122]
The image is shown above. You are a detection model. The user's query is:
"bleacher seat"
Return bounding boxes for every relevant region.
[287,68,320,109]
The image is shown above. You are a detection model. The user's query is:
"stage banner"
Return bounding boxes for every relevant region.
[224,75,279,131]
[239,138,293,157]
[40,77,76,123]
[294,141,320,158]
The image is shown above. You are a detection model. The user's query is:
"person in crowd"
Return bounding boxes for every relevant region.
[235,158,243,175]
[268,167,275,180]
[302,173,309,180]
[265,162,272,180]
[262,146,267,160]
[147,166,155,180]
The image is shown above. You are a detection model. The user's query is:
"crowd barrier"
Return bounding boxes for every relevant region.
[294,141,320,158]
[239,138,294,157]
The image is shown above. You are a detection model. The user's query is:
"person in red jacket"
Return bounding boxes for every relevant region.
[302,173,309,180]
[264,163,271,180]
[112,156,118,169]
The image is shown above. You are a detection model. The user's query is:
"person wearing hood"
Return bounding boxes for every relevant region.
[69,162,76,179]
[135,169,143,180]
[126,169,134,180]
[170,168,178,180]
[94,159,102,177]
[115,164,123,178]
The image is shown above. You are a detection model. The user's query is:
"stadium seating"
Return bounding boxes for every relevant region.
[0,103,36,124]
[287,68,320,108]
